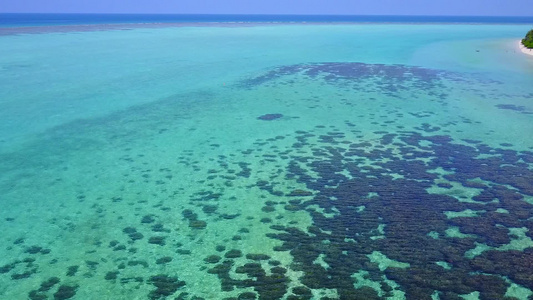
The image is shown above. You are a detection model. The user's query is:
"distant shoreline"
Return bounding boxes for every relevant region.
[519,40,533,56]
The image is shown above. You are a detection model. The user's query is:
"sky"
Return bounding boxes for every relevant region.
[0,0,532,16]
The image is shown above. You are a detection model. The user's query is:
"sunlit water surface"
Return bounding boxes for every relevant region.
[0,24,532,300]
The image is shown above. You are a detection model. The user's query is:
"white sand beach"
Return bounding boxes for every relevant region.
[519,40,533,56]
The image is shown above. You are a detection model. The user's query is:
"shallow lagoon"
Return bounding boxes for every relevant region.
[0,23,532,299]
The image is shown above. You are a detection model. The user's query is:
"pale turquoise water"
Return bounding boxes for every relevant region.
[0,24,532,299]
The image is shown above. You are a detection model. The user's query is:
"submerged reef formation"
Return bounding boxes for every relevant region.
[239,62,465,96]
[1,61,531,299]
[270,129,533,299]
[187,125,532,299]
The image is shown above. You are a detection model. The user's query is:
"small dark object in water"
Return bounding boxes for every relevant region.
[258,114,283,121]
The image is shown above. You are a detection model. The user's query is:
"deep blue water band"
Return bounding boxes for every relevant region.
[1,13,533,27]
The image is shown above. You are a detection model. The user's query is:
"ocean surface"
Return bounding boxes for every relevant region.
[0,14,533,300]
[2,13,533,27]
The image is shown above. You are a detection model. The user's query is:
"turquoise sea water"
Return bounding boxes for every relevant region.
[1,20,533,300]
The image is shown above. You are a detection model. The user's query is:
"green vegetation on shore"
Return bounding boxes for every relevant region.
[522,29,533,49]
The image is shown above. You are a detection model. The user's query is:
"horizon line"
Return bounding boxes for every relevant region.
[1,12,533,18]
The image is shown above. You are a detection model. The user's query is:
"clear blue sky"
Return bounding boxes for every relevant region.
[1,0,532,16]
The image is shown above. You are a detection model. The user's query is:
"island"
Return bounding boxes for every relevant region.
[520,29,533,56]
[522,29,533,48]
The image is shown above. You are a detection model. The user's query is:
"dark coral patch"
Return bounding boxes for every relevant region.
[224,249,243,258]
[204,255,222,264]
[495,104,526,111]
[25,245,43,254]
[29,290,47,300]
[189,220,207,229]
[66,266,78,277]
[148,236,166,246]
[156,257,172,264]
[105,271,119,280]
[141,214,156,224]
[53,285,78,300]
[148,275,185,300]
[287,189,313,197]
[39,277,60,291]
[123,227,144,241]
[0,263,15,274]
[238,292,257,300]
[470,249,533,289]
[246,254,271,261]
[257,114,283,121]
